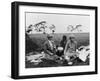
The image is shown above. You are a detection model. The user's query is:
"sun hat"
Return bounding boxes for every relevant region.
[69,34,75,39]
[47,34,53,38]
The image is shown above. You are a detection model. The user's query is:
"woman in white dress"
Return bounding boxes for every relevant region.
[64,34,78,64]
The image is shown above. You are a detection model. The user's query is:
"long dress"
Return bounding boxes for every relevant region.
[64,40,77,59]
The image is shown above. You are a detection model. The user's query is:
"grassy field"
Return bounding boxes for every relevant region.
[25,33,89,68]
[26,33,89,53]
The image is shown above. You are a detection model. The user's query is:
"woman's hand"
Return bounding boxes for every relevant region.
[49,53,53,56]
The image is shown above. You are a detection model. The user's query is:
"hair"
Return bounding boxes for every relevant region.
[62,35,67,40]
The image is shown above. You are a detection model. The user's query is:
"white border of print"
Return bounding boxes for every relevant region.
[19,5,95,76]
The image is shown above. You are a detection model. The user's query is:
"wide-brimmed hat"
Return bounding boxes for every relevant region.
[69,34,75,39]
[47,34,53,38]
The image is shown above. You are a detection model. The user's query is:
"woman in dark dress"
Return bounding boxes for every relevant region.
[60,35,67,49]
[56,35,67,57]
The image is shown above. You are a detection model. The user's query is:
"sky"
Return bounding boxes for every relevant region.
[25,12,90,33]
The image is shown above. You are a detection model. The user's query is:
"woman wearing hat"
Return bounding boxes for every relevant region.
[43,34,57,60]
[64,34,78,65]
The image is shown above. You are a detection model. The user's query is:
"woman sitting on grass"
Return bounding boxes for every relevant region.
[64,34,78,65]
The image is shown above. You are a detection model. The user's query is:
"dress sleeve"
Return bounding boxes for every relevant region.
[64,41,69,55]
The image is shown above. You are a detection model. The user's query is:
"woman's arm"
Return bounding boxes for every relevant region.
[75,41,78,51]
[64,41,69,55]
